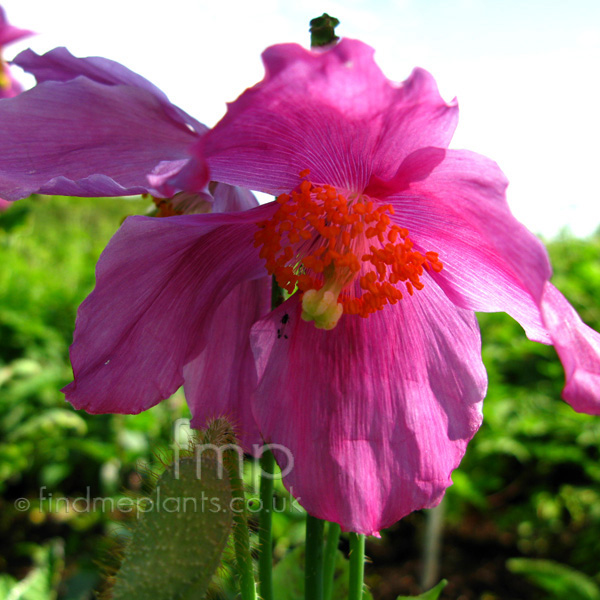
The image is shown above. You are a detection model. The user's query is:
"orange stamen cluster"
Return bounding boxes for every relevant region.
[254,173,443,323]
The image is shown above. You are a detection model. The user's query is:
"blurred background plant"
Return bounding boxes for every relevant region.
[0,195,599,599]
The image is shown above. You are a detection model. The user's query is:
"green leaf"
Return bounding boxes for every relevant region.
[0,201,30,232]
[396,579,448,599]
[507,558,600,600]
[109,456,233,600]
[0,575,18,598]
[8,409,87,441]
[3,541,63,600]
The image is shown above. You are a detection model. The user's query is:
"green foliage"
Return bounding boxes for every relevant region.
[444,231,600,586]
[272,546,373,600]
[0,195,190,598]
[0,541,64,600]
[396,579,447,600]
[507,559,600,600]
[108,457,233,600]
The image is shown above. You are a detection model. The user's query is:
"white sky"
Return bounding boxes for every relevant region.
[3,0,600,239]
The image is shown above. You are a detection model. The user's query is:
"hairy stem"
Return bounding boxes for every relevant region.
[348,533,365,600]
[323,522,341,600]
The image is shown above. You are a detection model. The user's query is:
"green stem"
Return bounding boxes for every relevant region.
[322,522,341,600]
[348,533,366,600]
[225,450,257,600]
[305,515,325,600]
[258,450,275,600]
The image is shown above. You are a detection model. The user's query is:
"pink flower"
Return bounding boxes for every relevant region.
[0,5,33,99]
[0,39,599,534]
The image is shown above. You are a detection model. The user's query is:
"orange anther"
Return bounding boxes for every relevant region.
[300,180,311,194]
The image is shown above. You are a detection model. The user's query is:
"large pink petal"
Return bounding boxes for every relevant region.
[386,148,552,343]
[197,38,456,196]
[0,77,199,200]
[63,204,275,414]
[541,283,600,414]
[250,279,486,535]
[14,47,206,134]
[184,277,270,451]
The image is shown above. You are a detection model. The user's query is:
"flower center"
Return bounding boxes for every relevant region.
[254,171,443,330]
[151,196,184,217]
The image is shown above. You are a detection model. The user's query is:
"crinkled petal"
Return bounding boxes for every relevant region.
[63,203,275,414]
[194,38,456,196]
[147,158,209,199]
[211,182,258,212]
[385,148,552,343]
[184,277,270,450]
[0,77,198,200]
[541,283,600,414]
[14,47,206,134]
[250,280,486,534]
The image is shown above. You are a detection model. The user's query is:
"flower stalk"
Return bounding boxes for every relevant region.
[258,449,275,600]
[305,515,325,600]
[349,533,365,600]
[323,522,341,600]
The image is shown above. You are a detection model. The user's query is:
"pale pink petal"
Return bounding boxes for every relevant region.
[14,47,206,134]
[195,38,456,196]
[0,78,198,200]
[250,280,486,535]
[385,148,552,343]
[541,283,600,414]
[211,182,258,212]
[63,204,275,414]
